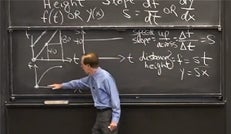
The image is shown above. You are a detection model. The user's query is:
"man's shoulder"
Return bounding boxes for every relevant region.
[96,68,113,80]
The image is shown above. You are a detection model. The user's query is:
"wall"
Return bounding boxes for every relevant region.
[225,0,231,134]
[6,105,225,134]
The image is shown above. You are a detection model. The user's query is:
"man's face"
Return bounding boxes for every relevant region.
[81,57,90,74]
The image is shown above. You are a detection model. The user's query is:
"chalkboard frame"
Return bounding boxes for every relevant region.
[7,0,224,104]
[8,27,224,103]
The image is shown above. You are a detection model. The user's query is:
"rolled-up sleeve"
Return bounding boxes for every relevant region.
[104,77,121,123]
[62,76,89,90]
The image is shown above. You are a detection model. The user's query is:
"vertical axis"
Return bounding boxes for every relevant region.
[81,30,86,54]
[59,30,65,62]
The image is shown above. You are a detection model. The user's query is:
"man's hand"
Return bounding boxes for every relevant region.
[48,84,62,90]
[108,122,118,131]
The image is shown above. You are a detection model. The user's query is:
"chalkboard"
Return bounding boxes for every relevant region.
[9,0,220,27]
[10,29,222,98]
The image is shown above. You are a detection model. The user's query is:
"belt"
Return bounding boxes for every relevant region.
[97,107,111,112]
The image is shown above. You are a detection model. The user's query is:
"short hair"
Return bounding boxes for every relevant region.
[82,52,99,68]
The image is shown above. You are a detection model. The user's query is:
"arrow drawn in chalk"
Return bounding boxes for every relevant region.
[99,55,125,62]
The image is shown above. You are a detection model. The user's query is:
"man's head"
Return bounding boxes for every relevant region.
[81,52,99,74]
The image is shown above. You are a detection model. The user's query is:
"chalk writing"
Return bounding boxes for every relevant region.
[9,0,220,27]
[132,29,215,79]
[23,29,218,88]
[38,0,202,25]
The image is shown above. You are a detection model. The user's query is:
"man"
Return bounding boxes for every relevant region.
[49,52,121,134]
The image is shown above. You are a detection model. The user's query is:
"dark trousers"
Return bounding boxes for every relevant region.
[92,109,118,134]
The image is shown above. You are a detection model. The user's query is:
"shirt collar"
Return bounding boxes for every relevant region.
[91,67,102,78]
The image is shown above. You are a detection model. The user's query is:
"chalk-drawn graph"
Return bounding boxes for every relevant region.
[23,29,219,91]
[26,30,125,88]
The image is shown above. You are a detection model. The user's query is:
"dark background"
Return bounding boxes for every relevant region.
[1,0,231,134]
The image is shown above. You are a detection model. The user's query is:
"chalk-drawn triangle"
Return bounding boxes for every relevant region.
[31,30,65,62]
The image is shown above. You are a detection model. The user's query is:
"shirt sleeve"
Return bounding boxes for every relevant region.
[62,76,90,90]
[104,77,121,124]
